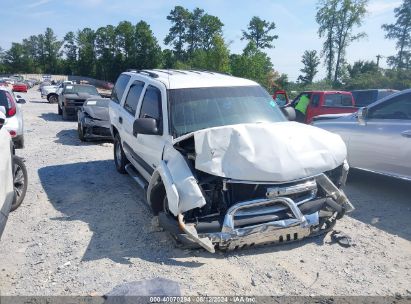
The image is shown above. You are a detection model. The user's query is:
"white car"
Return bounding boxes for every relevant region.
[41,84,58,103]
[0,111,27,240]
[0,111,14,239]
[109,70,354,253]
[0,87,25,149]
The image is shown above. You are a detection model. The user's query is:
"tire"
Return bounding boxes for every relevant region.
[62,107,69,120]
[48,94,58,104]
[78,122,86,141]
[11,156,28,212]
[58,104,62,115]
[114,134,128,174]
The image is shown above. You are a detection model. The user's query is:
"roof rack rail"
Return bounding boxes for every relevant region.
[126,69,159,78]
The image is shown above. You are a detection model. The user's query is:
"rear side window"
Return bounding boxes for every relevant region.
[123,81,145,116]
[324,94,352,107]
[139,86,162,128]
[111,74,131,104]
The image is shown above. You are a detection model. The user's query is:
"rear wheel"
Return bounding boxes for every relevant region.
[11,156,28,212]
[114,134,128,174]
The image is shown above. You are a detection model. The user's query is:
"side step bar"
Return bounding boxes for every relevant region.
[125,164,148,190]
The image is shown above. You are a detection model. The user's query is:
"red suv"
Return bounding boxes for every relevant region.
[291,91,356,124]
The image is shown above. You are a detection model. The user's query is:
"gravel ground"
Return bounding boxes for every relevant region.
[0,88,410,296]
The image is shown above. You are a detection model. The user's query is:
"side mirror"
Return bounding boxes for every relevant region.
[16,95,22,99]
[133,117,161,136]
[281,106,296,121]
[357,107,367,125]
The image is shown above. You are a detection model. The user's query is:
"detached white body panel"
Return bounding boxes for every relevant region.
[193,122,347,182]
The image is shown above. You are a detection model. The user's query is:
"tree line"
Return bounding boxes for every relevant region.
[0,1,410,92]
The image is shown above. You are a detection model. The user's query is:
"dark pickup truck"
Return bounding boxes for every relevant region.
[57,84,100,120]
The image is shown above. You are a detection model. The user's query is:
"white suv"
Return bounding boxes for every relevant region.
[109,70,354,252]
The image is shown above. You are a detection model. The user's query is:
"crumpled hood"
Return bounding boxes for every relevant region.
[84,106,109,121]
[192,122,347,182]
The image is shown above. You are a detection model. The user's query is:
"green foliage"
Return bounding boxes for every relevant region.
[230,42,274,90]
[343,69,411,90]
[346,60,378,78]
[164,6,224,60]
[382,0,411,69]
[241,16,278,49]
[298,50,320,84]
[316,0,368,84]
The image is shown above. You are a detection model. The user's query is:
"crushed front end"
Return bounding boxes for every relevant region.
[159,161,354,252]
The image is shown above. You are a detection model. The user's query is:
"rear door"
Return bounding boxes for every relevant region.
[119,81,146,173]
[348,92,411,178]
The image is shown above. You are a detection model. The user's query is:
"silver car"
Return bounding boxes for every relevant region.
[314,89,411,180]
[0,87,25,149]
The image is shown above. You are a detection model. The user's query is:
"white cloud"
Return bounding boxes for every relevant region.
[368,0,401,16]
[27,0,51,8]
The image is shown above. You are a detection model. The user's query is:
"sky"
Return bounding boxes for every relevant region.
[0,0,401,81]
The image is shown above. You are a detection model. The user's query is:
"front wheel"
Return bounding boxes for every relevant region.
[78,122,86,141]
[11,156,28,211]
[48,94,58,104]
[114,134,128,174]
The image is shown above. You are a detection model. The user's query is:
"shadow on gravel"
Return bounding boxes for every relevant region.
[55,129,112,146]
[38,160,204,268]
[345,169,411,241]
[39,112,64,122]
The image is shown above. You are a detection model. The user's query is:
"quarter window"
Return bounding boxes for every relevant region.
[111,74,131,104]
[123,81,145,116]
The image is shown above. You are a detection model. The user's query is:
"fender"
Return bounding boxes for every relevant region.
[147,145,206,216]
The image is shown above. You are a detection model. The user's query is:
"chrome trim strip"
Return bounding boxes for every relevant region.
[224,174,322,185]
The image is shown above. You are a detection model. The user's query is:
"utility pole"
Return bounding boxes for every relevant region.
[376,54,383,68]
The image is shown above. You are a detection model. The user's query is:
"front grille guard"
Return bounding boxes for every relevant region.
[177,173,354,253]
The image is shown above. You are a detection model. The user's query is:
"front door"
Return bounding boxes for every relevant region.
[348,92,411,178]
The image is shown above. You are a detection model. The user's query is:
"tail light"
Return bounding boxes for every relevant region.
[9,130,16,137]
[5,92,16,117]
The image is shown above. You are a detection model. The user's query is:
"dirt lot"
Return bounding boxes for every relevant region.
[0,88,410,296]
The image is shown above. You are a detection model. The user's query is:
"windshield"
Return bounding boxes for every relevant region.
[169,85,286,138]
[65,85,98,95]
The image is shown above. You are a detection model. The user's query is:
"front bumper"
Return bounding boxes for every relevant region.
[171,173,354,253]
[82,116,112,139]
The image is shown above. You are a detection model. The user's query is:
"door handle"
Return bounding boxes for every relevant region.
[401,130,411,138]
[119,116,123,124]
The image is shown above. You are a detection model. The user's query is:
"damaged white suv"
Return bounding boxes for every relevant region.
[109,70,354,253]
